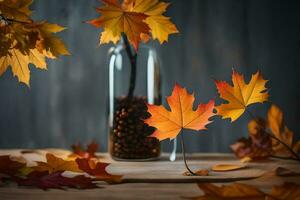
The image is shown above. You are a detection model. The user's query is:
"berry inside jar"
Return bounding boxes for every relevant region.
[109,96,160,160]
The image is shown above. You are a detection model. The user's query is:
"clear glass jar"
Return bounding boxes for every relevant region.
[107,41,161,161]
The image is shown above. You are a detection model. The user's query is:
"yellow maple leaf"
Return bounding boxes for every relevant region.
[35,22,70,58]
[129,0,178,44]
[144,83,215,141]
[215,70,269,122]
[0,0,32,22]
[33,153,82,174]
[0,0,69,87]
[0,49,46,85]
[0,22,69,86]
[99,29,120,44]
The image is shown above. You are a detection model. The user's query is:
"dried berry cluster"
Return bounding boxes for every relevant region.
[110,96,160,159]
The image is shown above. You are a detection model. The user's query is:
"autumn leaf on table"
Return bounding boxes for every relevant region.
[191,182,300,200]
[144,83,215,141]
[269,182,300,200]
[15,171,98,190]
[268,104,300,157]
[194,183,266,200]
[33,153,82,174]
[211,164,246,172]
[70,141,99,159]
[0,0,70,86]
[215,70,269,122]
[0,155,26,176]
[76,158,122,183]
[88,0,178,50]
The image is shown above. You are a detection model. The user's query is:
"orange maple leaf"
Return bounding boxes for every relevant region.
[87,0,149,50]
[215,70,269,122]
[144,83,215,141]
[33,153,82,174]
[76,158,122,183]
[88,0,178,50]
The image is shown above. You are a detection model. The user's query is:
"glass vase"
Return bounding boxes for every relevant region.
[107,40,161,161]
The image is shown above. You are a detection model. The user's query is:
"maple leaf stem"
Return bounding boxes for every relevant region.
[245,109,300,162]
[121,33,137,99]
[180,134,196,175]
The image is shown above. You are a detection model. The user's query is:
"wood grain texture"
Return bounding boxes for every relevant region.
[0,0,300,153]
[0,151,300,200]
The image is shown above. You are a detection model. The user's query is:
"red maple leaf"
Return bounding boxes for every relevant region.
[71,141,99,159]
[14,171,98,190]
[0,155,26,176]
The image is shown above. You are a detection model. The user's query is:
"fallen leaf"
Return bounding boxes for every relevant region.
[70,141,99,159]
[257,167,300,182]
[269,182,300,200]
[144,83,215,141]
[76,158,122,183]
[191,182,300,200]
[240,156,252,163]
[0,155,26,176]
[195,183,266,200]
[33,153,82,174]
[267,104,300,157]
[183,169,209,176]
[211,164,246,172]
[215,70,269,122]
[14,171,98,190]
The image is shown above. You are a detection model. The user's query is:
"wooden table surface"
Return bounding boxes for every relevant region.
[0,151,300,200]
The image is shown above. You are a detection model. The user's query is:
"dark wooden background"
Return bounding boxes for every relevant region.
[0,0,299,153]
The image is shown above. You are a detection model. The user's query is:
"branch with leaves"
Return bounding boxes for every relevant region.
[215,70,300,162]
[0,0,69,86]
[88,0,178,97]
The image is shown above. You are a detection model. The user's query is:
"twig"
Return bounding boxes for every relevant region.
[180,133,196,175]
[245,109,300,162]
[0,14,31,24]
[121,33,137,99]
[268,134,300,160]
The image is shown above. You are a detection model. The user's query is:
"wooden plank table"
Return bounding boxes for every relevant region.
[0,151,299,200]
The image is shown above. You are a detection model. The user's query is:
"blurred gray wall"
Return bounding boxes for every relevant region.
[0,0,299,153]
